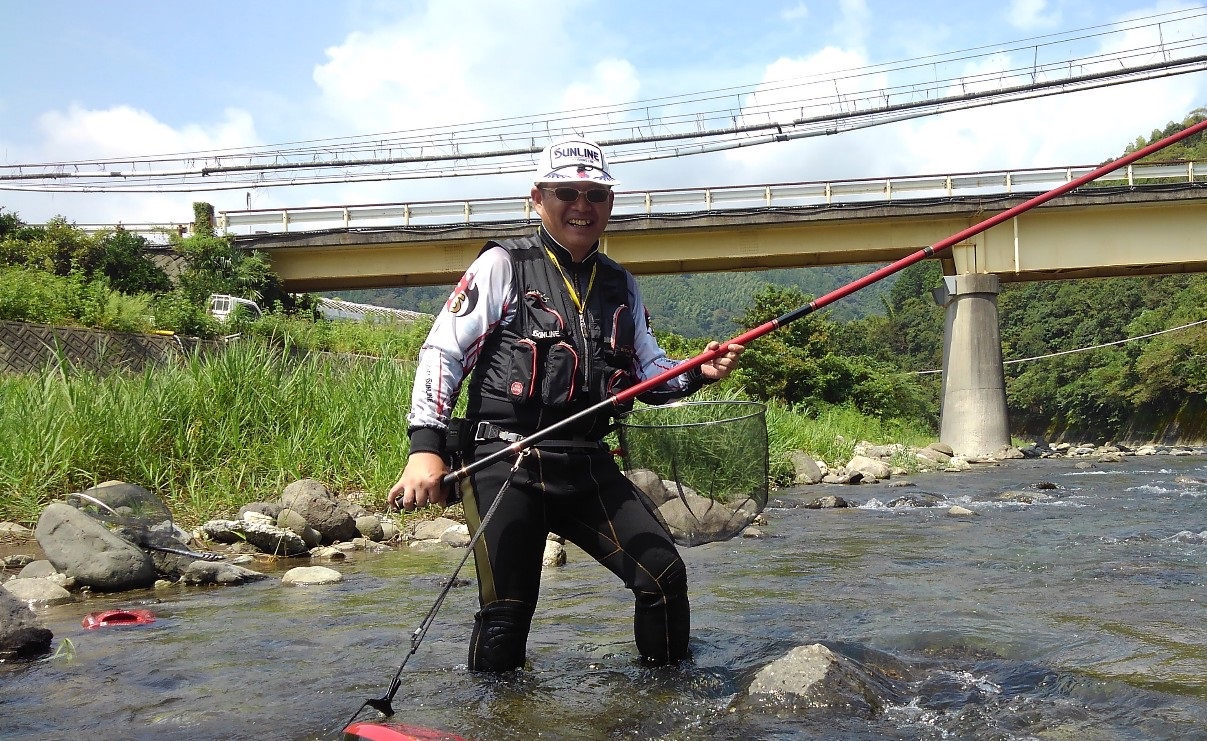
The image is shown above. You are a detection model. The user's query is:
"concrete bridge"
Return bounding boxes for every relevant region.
[220,161,1207,457]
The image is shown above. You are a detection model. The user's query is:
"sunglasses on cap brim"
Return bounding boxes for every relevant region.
[539,186,611,203]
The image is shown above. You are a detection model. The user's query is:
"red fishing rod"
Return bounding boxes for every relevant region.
[345,116,1207,741]
[443,115,1207,489]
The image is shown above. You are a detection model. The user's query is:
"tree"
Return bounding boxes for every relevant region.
[96,229,172,295]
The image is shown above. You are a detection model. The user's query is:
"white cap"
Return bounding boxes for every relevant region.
[533,137,619,186]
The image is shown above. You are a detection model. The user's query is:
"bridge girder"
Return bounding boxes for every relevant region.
[231,186,1207,292]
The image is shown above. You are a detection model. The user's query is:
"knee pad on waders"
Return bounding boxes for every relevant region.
[469,601,535,672]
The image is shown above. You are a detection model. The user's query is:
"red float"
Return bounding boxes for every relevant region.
[81,609,157,629]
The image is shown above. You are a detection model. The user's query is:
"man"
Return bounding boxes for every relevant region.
[388,137,743,671]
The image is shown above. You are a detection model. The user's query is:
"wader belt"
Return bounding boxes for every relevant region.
[472,421,604,450]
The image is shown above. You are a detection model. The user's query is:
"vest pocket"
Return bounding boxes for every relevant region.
[605,305,635,356]
[599,366,636,412]
[540,340,580,407]
[507,338,540,403]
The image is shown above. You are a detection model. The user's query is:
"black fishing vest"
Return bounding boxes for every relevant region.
[465,232,638,439]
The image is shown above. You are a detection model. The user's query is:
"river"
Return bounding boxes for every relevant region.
[3,454,1206,741]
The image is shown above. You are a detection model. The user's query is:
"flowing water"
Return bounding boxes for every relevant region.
[4,455,1207,741]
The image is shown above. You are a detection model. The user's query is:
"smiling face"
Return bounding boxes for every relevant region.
[532,183,614,261]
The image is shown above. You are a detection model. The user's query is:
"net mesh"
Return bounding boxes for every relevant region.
[618,400,768,546]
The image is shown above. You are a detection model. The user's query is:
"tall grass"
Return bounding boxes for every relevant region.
[0,340,414,526]
[1,338,937,527]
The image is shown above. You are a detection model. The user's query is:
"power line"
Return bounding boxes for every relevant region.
[912,318,1207,375]
[3,8,1206,193]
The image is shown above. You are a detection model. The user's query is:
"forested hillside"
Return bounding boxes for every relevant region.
[337,264,893,339]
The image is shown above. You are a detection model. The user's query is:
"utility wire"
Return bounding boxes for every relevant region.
[912,318,1207,375]
[2,8,1205,193]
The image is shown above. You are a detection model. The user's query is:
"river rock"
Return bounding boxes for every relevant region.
[380,519,400,542]
[239,501,283,520]
[846,455,892,481]
[744,643,893,716]
[281,566,343,586]
[277,508,322,548]
[915,447,951,466]
[200,518,310,557]
[309,546,346,561]
[35,502,158,591]
[658,491,758,546]
[822,469,864,485]
[0,587,53,660]
[411,517,462,542]
[242,510,275,526]
[542,539,566,567]
[788,451,824,485]
[999,490,1053,504]
[626,469,671,504]
[179,560,268,585]
[17,560,58,579]
[854,442,903,459]
[805,495,852,509]
[2,577,74,606]
[440,524,471,547]
[78,481,172,522]
[354,515,385,542]
[0,521,33,538]
[279,479,358,544]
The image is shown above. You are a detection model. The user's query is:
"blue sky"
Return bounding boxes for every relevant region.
[1,0,1205,225]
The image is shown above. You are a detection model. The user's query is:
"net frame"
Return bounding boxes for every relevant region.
[618,399,768,546]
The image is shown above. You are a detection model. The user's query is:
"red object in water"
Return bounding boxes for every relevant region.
[343,722,471,741]
[81,609,157,629]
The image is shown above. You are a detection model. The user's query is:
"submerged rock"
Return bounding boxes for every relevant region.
[743,643,903,717]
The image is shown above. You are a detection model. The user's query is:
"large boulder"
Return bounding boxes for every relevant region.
[0,587,53,660]
[279,479,358,544]
[34,502,157,591]
[788,451,824,485]
[657,487,759,546]
[744,643,902,717]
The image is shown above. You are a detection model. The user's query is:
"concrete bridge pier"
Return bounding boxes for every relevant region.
[933,273,1011,457]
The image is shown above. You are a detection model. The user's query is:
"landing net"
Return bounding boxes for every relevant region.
[618,400,768,546]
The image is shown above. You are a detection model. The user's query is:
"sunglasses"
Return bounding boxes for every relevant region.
[539,186,611,204]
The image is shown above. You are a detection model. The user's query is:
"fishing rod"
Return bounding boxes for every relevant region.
[345,116,1207,740]
[442,115,1207,489]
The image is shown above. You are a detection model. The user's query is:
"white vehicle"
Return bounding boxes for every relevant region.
[207,294,262,322]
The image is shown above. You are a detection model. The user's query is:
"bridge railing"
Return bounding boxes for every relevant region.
[219,160,1202,235]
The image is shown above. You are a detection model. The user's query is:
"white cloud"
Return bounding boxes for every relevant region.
[1007,0,1061,30]
[782,2,809,22]
[832,0,871,50]
[35,104,258,160]
[3,105,260,225]
[311,0,610,134]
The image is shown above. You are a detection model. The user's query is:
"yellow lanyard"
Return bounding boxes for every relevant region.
[544,247,596,314]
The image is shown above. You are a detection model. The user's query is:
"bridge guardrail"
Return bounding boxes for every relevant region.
[53,161,1203,237]
[215,160,1201,235]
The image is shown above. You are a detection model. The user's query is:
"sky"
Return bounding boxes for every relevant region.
[1,0,1205,227]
